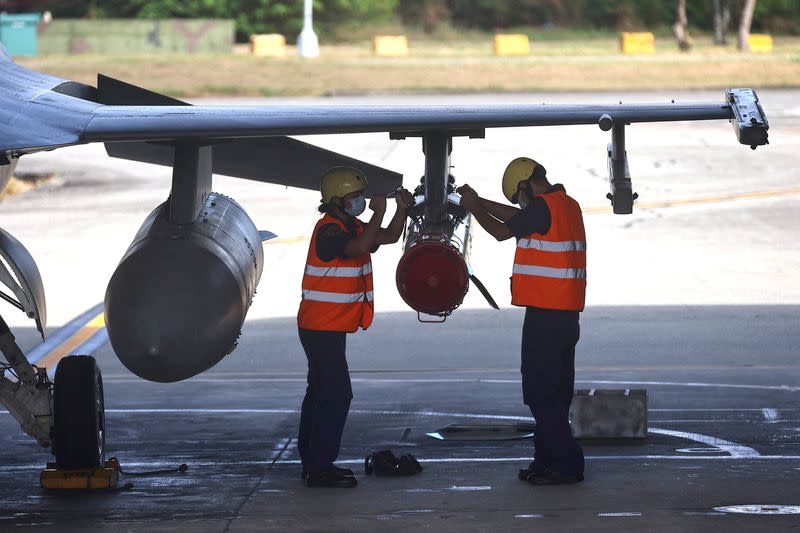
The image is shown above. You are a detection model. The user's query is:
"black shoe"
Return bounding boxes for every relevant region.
[526,468,584,486]
[305,468,358,488]
[302,465,353,481]
[334,465,354,477]
[518,461,546,481]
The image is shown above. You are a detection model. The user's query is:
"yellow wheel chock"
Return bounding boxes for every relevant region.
[40,458,120,490]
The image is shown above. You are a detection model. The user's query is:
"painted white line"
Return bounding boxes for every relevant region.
[649,428,759,458]
[714,505,800,515]
[51,408,534,422]
[103,408,299,414]
[1,409,760,462]
[515,514,545,519]
[277,455,800,465]
[98,376,800,392]
[649,418,800,424]
[32,409,787,431]
[762,408,781,423]
[3,455,800,474]
[578,380,800,393]
[2,408,791,416]
[599,512,642,517]
[651,408,799,412]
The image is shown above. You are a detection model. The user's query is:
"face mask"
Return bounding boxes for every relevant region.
[345,195,366,217]
[517,185,530,209]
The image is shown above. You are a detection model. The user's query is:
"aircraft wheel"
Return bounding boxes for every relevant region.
[53,355,105,469]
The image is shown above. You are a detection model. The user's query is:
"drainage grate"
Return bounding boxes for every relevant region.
[714,505,800,515]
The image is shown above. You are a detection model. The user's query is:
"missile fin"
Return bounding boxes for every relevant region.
[469,273,499,310]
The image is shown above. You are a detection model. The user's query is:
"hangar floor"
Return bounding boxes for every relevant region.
[1,90,799,531]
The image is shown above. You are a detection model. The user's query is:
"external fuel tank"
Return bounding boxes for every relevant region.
[105,193,263,383]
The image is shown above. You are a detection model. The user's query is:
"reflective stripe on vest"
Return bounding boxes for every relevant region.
[511,190,587,311]
[517,238,586,253]
[302,290,375,303]
[512,265,587,280]
[297,214,374,332]
[303,264,373,277]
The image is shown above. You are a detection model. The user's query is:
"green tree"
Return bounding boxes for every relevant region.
[398,0,450,33]
[84,0,397,42]
[315,0,397,23]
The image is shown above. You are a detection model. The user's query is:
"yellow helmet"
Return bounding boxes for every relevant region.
[320,167,368,204]
[502,157,540,203]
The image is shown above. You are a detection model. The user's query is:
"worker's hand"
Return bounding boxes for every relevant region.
[369,195,387,213]
[395,189,414,211]
[456,184,479,211]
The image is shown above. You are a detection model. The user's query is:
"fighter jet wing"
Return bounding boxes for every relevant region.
[0,50,768,168]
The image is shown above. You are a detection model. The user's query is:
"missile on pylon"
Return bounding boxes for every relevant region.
[395,182,497,320]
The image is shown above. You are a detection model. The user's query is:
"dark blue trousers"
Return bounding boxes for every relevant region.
[297,328,353,474]
[521,306,584,476]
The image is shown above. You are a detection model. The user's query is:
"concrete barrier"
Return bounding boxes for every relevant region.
[372,35,408,57]
[250,33,285,57]
[493,34,529,56]
[748,34,773,53]
[620,32,655,55]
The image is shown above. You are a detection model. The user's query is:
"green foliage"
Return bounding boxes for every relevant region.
[85,0,305,40]
[444,0,800,34]
[754,0,800,33]
[44,0,800,39]
[315,0,397,22]
[314,0,398,37]
[82,0,396,42]
[397,0,450,32]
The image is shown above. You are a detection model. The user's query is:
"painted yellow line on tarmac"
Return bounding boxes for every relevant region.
[584,187,800,214]
[37,313,106,370]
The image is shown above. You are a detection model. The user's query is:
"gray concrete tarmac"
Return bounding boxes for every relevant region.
[1,90,799,531]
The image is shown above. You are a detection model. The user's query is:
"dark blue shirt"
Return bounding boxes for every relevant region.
[505,184,566,239]
[316,212,378,261]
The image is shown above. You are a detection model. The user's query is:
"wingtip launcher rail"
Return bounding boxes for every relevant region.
[726,88,769,150]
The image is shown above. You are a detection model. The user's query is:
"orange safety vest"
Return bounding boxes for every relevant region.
[511,190,587,311]
[297,214,374,332]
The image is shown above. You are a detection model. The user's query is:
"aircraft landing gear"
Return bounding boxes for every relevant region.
[52,355,105,469]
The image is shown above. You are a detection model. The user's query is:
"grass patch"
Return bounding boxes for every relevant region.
[17,36,800,97]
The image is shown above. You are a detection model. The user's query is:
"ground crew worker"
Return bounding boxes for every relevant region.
[457,157,586,485]
[297,167,412,488]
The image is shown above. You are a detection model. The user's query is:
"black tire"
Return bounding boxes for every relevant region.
[53,355,105,469]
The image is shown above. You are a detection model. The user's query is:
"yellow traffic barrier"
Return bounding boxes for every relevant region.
[748,34,773,53]
[493,34,530,56]
[620,32,655,54]
[372,35,408,57]
[250,34,286,58]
